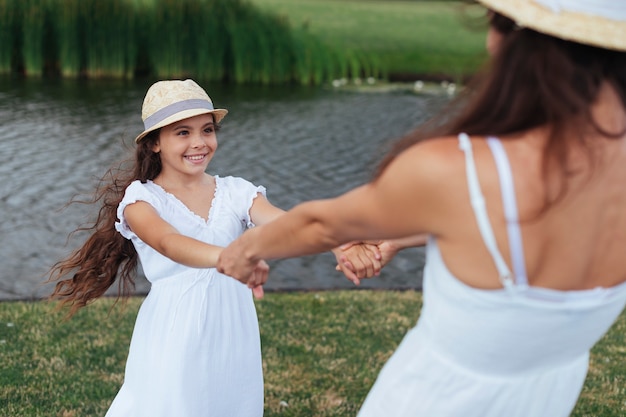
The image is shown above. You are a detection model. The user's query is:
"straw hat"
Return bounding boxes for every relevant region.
[477,0,626,51]
[135,79,228,143]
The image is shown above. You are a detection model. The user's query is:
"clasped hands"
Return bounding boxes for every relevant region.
[217,240,400,299]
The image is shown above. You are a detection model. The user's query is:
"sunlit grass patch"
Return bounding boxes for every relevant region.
[249,0,488,80]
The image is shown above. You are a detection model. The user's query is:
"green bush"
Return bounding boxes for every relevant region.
[0,0,379,85]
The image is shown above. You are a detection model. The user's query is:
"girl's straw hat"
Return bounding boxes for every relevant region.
[135,79,228,143]
[477,0,626,51]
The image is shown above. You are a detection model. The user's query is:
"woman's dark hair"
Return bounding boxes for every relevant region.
[376,11,626,208]
[48,119,221,317]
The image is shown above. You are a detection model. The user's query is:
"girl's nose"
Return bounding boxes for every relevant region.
[190,133,205,148]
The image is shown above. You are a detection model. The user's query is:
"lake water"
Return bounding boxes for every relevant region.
[0,76,447,300]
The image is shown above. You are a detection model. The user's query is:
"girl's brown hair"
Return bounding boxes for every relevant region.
[47,131,161,316]
[376,12,626,208]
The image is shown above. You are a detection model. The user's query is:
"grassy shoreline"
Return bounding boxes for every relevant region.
[249,0,489,82]
[0,0,487,83]
[1,291,624,416]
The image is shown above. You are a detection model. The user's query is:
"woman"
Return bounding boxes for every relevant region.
[218,1,626,416]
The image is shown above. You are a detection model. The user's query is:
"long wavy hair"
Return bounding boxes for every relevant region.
[47,130,161,316]
[47,117,221,316]
[376,10,626,210]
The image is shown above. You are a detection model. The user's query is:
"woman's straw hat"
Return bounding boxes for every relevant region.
[477,0,626,51]
[135,79,228,143]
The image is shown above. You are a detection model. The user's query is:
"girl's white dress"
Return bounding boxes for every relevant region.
[107,176,265,417]
[357,134,626,417]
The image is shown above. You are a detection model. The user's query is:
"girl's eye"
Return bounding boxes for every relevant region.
[176,130,190,136]
[204,126,215,134]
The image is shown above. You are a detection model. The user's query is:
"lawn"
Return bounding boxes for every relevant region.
[1,291,624,416]
[249,0,489,80]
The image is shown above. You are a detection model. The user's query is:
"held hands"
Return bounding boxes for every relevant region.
[217,240,269,299]
[333,242,384,286]
[336,235,429,284]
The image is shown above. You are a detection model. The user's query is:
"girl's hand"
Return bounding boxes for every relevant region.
[249,261,269,299]
[333,242,382,285]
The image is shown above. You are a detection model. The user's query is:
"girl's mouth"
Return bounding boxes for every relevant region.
[184,154,207,164]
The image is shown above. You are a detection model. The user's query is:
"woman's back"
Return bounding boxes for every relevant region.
[433,83,626,292]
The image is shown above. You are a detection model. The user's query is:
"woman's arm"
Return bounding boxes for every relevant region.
[217,140,451,287]
[249,193,383,285]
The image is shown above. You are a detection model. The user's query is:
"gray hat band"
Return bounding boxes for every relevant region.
[143,99,215,130]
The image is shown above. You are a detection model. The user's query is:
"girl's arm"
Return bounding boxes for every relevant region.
[125,200,269,298]
[124,201,224,268]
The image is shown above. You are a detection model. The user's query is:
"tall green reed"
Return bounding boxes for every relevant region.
[0,0,16,74]
[147,0,187,78]
[20,0,45,76]
[226,6,262,83]
[82,0,135,78]
[2,0,377,85]
[50,0,81,77]
[291,30,323,85]
[187,0,228,81]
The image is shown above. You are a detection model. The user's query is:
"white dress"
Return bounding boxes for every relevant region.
[107,176,265,417]
[357,134,626,417]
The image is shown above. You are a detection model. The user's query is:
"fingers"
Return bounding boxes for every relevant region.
[364,243,382,261]
[252,285,265,299]
[338,252,380,282]
[336,260,361,286]
[247,259,270,289]
[343,248,382,278]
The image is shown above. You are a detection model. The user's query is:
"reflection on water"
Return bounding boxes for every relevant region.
[0,76,446,300]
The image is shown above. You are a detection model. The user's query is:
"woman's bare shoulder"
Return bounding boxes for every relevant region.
[387,135,468,184]
[368,135,474,236]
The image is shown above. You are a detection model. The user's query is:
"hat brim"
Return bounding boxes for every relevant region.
[478,0,626,51]
[135,108,228,143]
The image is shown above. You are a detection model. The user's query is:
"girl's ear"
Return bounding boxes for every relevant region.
[152,140,160,154]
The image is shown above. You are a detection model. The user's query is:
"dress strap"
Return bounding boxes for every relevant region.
[458,133,514,289]
[486,137,529,287]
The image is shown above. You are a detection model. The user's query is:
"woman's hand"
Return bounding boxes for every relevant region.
[333,242,382,285]
[336,234,429,284]
[217,237,269,290]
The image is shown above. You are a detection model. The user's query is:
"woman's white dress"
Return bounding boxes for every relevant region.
[107,176,265,417]
[357,134,626,417]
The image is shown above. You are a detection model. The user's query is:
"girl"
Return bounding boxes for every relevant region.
[48,79,380,416]
[218,1,626,416]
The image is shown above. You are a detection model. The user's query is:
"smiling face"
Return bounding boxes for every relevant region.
[153,113,218,181]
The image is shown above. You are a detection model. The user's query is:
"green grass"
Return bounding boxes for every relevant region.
[1,291,624,416]
[248,0,488,80]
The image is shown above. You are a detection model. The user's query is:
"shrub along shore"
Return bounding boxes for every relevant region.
[0,0,486,85]
[0,0,381,84]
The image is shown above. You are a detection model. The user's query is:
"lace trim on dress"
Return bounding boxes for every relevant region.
[148,177,218,226]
